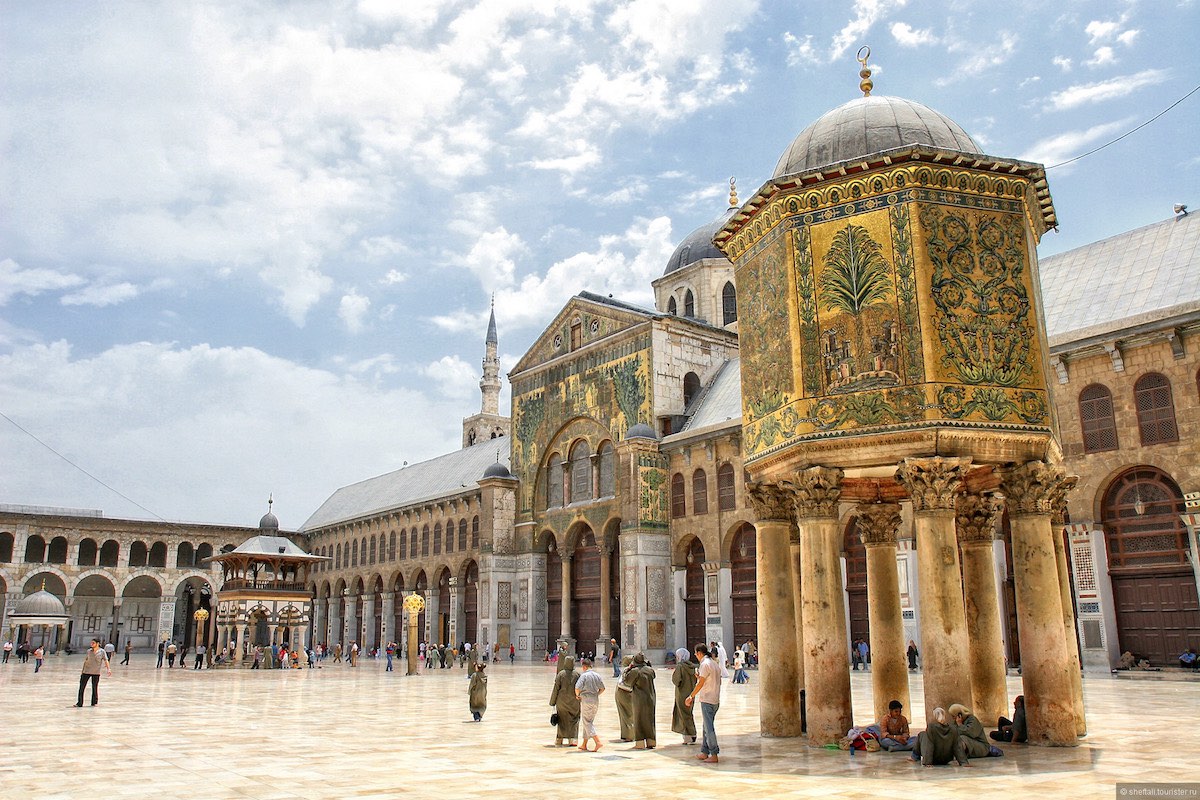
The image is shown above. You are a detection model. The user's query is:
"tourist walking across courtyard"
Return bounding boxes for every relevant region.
[574,657,606,751]
[625,653,657,750]
[549,655,581,747]
[468,663,488,721]
[686,643,721,764]
[122,641,132,665]
[33,645,44,673]
[75,638,112,707]
[671,648,697,745]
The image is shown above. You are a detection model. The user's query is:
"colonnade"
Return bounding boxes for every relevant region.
[751,457,1084,747]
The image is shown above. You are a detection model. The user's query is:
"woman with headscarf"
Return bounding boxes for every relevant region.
[549,655,581,747]
[614,655,635,742]
[468,663,488,721]
[911,707,969,767]
[950,703,999,758]
[624,652,657,749]
[671,647,698,745]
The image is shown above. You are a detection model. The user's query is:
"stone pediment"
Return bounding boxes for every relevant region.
[510,292,656,375]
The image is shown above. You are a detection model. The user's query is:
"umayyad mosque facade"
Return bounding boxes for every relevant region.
[3,71,1198,744]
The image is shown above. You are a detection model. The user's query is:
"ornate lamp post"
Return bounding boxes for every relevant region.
[402,593,425,676]
[193,607,210,654]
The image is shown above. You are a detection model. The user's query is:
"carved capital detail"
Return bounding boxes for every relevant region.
[955,493,1003,546]
[1049,475,1079,525]
[1001,460,1067,515]
[895,456,971,511]
[855,503,902,547]
[791,465,844,518]
[746,481,796,523]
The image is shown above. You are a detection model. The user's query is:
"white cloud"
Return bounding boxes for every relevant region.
[1019,118,1130,166]
[338,290,371,334]
[60,282,140,307]
[782,32,819,66]
[0,340,458,527]
[381,270,409,285]
[1045,69,1169,111]
[937,32,1018,85]
[1053,56,1073,71]
[1085,19,1122,43]
[421,354,479,399]
[890,21,936,47]
[1117,30,1140,47]
[1087,46,1116,67]
[0,258,86,304]
[448,226,527,292]
[830,0,908,62]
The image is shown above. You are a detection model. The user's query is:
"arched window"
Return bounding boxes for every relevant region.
[389,531,396,561]
[351,540,359,567]
[100,539,120,567]
[335,543,342,569]
[722,281,737,325]
[459,519,468,551]
[149,541,167,568]
[0,531,14,562]
[692,469,709,515]
[422,525,430,557]
[547,453,564,508]
[24,535,46,563]
[399,530,407,560]
[1135,373,1179,445]
[195,543,212,563]
[410,530,418,559]
[78,538,98,566]
[683,372,701,408]
[175,542,193,569]
[671,473,686,518]
[684,289,695,317]
[718,463,736,511]
[569,440,592,503]
[472,516,480,548]
[47,536,68,564]
[434,523,443,555]
[369,536,377,564]
[129,541,148,568]
[598,442,615,497]
[361,536,369,565]
[667,296,677,315]
[1079,384,1118,453]
[445,521,454,553]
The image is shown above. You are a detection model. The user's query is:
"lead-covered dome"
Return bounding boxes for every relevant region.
[482,460,512,479]
[773,95,980,178]
[15,589,67,617]
[663,207,736,276]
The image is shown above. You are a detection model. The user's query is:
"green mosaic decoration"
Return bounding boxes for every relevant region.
[889,204,924,384]
[792,226,822,396]
[818,223,893,374]
[605,356,646,431]
[738,238,793,424]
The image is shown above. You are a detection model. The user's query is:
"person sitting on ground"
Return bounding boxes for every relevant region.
[911,707,969,767]
[950,703,1001,758]
[1179,648,1198,671]
[879,700,913,751]
[1117,650,1136,670]
[991,695,1027,743]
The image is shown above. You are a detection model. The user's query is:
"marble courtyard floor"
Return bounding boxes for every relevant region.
[1,657,1197,799]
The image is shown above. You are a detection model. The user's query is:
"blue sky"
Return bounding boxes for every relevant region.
[1,0,1197,528]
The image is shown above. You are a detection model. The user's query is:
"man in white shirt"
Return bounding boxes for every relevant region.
[685,643,722,764]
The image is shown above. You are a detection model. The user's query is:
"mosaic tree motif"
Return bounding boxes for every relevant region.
[819,223,893,379]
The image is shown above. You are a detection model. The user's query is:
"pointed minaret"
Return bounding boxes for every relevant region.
[480,295,501,416]
[463,296,511,448]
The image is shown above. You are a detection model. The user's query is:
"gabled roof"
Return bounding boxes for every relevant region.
[1040,213,1200,346]
[680,359,742,433]
[509,292,656,375]
[299,440,511,531]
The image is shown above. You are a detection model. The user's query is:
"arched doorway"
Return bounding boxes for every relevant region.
[414,571,428,641]
[352,578,365,645]
[684,538,706,650]
[463,561,479,645]
[1101,467,1199,664]
[121,575,163,650]
[438,568,452,645]
[730,523,757,646]
[392,573,406,644]
[371,576,384,649]
[844,517,869,646]
[545,535,562,645]
[571,527,601,654]
[72,574,115,649]
[174,578,213,652]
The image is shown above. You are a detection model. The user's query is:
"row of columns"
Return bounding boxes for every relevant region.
[750,457,1084,747]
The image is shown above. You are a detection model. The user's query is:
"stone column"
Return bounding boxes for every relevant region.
[328,595,342,647]
[314,597,327,645]
[1050,476,1087,736]
[1001,461,1078,746]
[856,502,910,724]
[792,466,850,745]
[344,596,359,647]
[560,555,573,645]
[109,599,123,646]
[381,592,396,647]
[788,533,805,696]
[746,481,803,737]
[362,594,376,649]
[599,546,612,641]
[895,456,972,719]
[955,492,1008,726]
[447,578,460,646]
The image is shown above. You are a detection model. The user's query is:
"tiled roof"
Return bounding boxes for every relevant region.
[299,441,511,531]
[227,535,316,558]
[680,359,742,433]
[1039,213,1200,345]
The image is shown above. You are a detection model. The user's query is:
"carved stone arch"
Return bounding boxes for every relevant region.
[387,569,405,592]
[673,533,707,568]
[118,569,165,596]
[333,577,348,596]
[720,518,757,563]
[562,520,595,554]
[410,568,429,592]
[319,580,332,598]
[534,529,560,554]
[600,517,621,553]
[167,571,215,596]
[24,566,71,595]
[1089,459,1177,522]
[352,576,365,596]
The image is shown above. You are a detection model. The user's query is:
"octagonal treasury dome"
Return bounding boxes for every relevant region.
[15,589,67,618]
[772,95,981,178]
[663,206,737,277]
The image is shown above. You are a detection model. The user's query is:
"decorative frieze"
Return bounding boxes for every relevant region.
[895,456,971,511]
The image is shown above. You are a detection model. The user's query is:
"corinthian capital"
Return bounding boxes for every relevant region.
[791,466,844,518]
[955,493,1002,546]
[746,481,796,523]
[855,503,902,547]
[1001,461,1068,515]
[895,456,971,511]
[1048,475,1079,525]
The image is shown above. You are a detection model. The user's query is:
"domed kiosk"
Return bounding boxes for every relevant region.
[715,51,1079,749]
[7,584,70,651]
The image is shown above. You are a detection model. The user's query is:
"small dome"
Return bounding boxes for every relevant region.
[625,423,658,440]
[773,95,980,178]
[259,512,280,531]
[15,589,67,617]
[663,207,736,276]
[482,461,512,479]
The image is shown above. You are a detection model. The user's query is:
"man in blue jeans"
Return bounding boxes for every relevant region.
[686,643,721,764]
[609,639,621,678]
